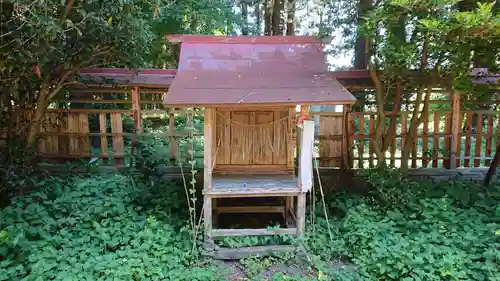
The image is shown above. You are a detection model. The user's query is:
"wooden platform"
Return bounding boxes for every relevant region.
[205,174,299,197]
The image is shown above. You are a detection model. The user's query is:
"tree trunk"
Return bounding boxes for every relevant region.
[286,0,295,35]
[271,0,284,35]
[369,63,387,165]
[255,0,262,35]
[400,87,426,175]
[484,142,500,186]
[264,0,273,35]
[354,0,372,69]
[241,0,249,35]
[27,87,50,147]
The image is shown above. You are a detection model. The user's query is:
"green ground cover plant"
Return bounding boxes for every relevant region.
[0,165,499,280]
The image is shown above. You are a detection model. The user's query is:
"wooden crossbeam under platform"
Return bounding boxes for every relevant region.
[206,245,297,260]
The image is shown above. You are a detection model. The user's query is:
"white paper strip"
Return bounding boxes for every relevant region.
[299,120,314,192]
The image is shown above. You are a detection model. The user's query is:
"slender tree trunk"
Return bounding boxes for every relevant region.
[271,0,284,35]
[400,87,426,174]
[286,0,295,35]
[264,0,273,35]
[255,0,262,35]
[354,0,372,69]
[484,143,500,186]
[27,86,50,147]
[369,62,387,165]
[241,0,249,35]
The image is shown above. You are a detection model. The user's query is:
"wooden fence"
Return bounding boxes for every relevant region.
[317,90,500,169]
[21,87,500,170]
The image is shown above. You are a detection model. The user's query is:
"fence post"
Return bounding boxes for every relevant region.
[342,104,352,169]
[130,86,142,163]
[449,90,461,169]
[131,86,142,134]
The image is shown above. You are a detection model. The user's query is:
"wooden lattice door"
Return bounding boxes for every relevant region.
[214,108,290,167]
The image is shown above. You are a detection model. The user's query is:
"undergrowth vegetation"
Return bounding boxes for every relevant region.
[0,163,499,280]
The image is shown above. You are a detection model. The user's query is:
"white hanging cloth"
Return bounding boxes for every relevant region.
[298,119,314,193]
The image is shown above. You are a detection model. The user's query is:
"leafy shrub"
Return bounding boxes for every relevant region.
[0,173,226,281]
[0,135,37,205]
[333,168,500,281]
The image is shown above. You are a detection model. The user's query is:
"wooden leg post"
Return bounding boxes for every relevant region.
[296,193,306,236]
[204,195,213,240]
[212,198,218,228]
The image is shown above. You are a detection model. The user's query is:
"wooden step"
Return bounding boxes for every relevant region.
[211,228,297,237]
[206,245,297,260]
[215,206,285,214]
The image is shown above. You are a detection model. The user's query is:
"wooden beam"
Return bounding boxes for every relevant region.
[215,206,285,214]
[207,245,296,260]
[203,108,214,241]
[211,228,297,237]
[204,189,300,198]
[169,110,178,163]
[450,90,461,168]
[287,107,296,170]
[131,87,142,154]
[342,105,352,169]
[204,108,214,191]
[204,195,213,239]
[296,193,306,236]
[187,108,194,162]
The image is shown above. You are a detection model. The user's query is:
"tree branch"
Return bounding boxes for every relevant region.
[58,0,74,26]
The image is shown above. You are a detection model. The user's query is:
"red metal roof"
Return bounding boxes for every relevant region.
[164,36,356,107]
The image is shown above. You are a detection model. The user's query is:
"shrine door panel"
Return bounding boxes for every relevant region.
[230,111,252,165]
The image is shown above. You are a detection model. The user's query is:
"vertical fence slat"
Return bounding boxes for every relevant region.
[400,113,407,168]
[187,108,194,163]
[411,121,417,168]
[99,113,108,165]
[443,113,451,168]
[169,110,177,163]
[450,91,461,169]
[390,115,396,167]
[358,115,364,168]
[464,112,472,168]
[474,113,483,167]
[456,113,466,168]
[422,112,429,167]
[110,113,124,165]
[348,109,355,168]
[485,114,493,166]
[433,112,439,168]
[369,115,375,168]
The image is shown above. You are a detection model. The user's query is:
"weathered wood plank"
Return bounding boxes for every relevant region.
[422,112,429,167]
[110,113,124,165]
[450,91,460,168]
[207,245,296,260]
[369,115,375,168]
[433,112,439,168]
[215,206,285,214]
[204,195,213,239]
[485,114,493,166]
[464,112,472,167]
[204,108,214,191]
[474,113,483,167]
[358,115,364,168]
[211,228,297,237]
[296,193,306,236]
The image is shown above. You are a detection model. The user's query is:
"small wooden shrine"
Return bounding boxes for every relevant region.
[164,35,355,258]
